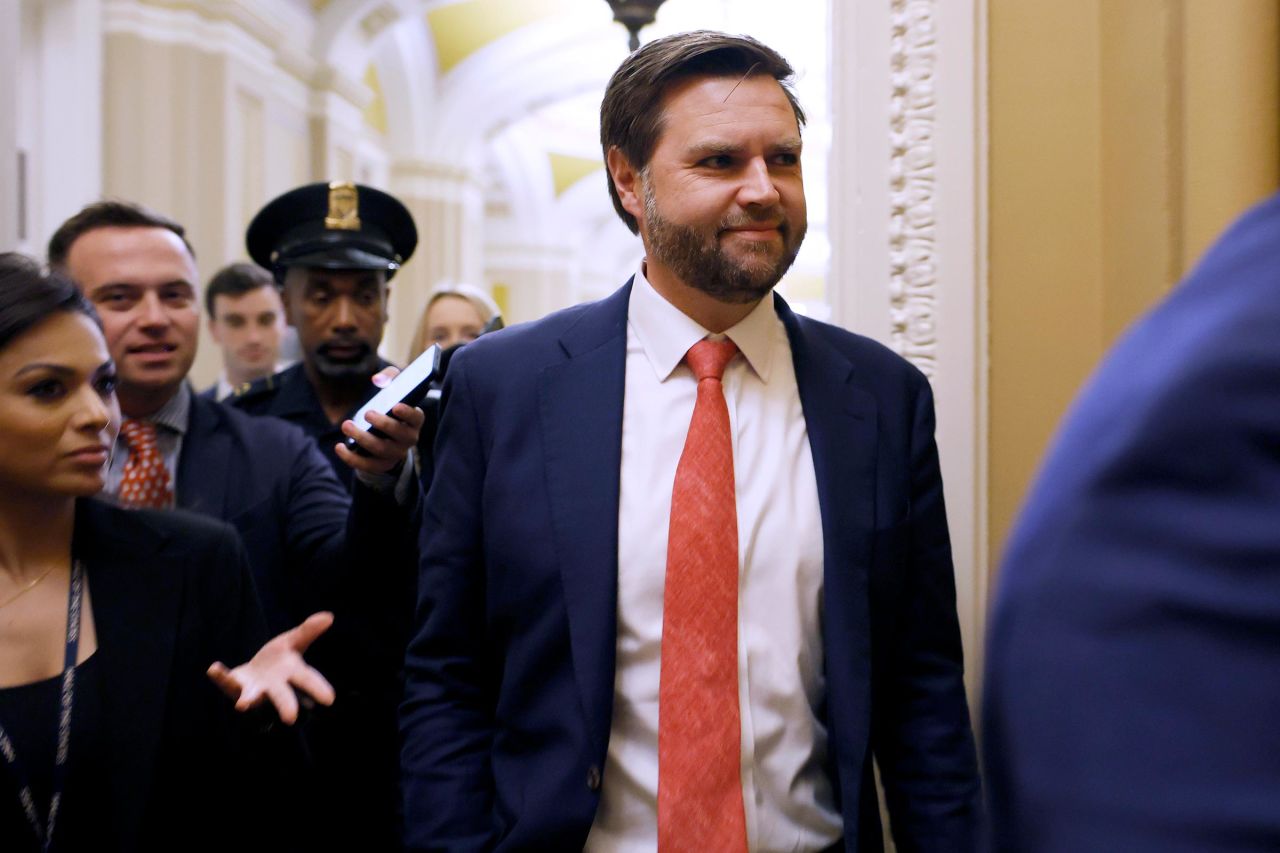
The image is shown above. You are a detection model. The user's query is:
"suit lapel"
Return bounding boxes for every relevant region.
[778,299,877,773]
[538,283,630,757]
[76,500,181,849]
[177,394,231,517]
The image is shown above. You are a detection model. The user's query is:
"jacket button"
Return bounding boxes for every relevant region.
[586,765,602,791]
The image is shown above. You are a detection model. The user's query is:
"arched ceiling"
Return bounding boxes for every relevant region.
[308,0,830,304]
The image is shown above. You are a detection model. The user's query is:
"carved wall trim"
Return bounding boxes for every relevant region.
[829,0,989,703]
[889,0,939,378]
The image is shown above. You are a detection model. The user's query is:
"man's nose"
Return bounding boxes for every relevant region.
[738,158,781,207]
[331,296,358,331]
[138,291,170,328]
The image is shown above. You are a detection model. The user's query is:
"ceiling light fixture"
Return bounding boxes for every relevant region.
[605,0,670,52]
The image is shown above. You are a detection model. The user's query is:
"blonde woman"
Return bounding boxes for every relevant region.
[408,282,501,360]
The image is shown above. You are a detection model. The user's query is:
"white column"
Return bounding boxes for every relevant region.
[0,2,19,251]
[36,0,103,245]
[829,0,989,699]
[385,159,486,363]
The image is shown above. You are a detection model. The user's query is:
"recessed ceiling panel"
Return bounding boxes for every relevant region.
[427,0,581,75]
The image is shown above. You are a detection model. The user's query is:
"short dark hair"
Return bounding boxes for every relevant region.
[47,199,196,270]
[599,30,806,234]
[0,253,100,354]
[204,261,277,317]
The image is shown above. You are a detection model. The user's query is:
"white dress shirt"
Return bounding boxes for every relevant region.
[585,267,842,852]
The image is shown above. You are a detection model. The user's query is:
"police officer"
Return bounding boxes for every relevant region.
[235,181,421,491]
[236,181,422,850]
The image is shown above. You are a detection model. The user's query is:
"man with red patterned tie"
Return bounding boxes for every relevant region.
[47,201,421,851]
[401,31,980,852]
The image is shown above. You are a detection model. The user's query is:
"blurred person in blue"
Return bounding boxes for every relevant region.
[984,190,1280,850]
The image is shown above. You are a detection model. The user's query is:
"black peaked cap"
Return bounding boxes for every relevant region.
[246,181,417,280]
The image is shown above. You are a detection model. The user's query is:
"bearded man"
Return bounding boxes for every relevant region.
[233,181,420,492]
[400,30,980,853]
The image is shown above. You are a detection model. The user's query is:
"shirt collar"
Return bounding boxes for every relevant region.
[146,384,192,436]
[628,261,779,383]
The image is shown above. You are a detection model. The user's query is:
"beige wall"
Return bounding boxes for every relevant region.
[988,0,1280,567]
[101,10,387,388]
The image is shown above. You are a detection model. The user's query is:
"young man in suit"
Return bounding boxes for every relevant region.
[984,192,1280,850]
[401,31,980,851]
[47,201,422,851]
[202,261,288,401]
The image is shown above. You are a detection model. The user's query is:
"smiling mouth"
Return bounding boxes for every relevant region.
[128,343,177,355]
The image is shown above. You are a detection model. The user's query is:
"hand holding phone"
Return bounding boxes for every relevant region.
[345,345,442,455]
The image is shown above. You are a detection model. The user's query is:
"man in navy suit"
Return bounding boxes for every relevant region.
[402,31,980,851]
[984,192,1280,851]
[47,200,421,851]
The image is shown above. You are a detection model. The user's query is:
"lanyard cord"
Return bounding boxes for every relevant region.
[0,559,84,852]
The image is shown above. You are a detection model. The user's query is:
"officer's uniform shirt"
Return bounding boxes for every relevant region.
[210,363,287,402]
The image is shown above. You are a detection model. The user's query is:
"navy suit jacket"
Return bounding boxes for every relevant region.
[984,192,1280,850]
[402,283,979,851]
[178,391,364,631]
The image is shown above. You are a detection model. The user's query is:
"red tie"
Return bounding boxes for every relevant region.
[118,419,172,509]
[658,338,748,853]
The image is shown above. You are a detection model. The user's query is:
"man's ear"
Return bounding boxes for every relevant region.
[607,146,645,224]
[207,316,222,344]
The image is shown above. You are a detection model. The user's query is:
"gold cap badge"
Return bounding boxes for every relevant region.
[324,181,361,231]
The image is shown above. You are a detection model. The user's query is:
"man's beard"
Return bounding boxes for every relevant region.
[642,180,806,304]
[312,340,380,380]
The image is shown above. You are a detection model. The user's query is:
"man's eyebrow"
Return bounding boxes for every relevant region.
[689,141,742,158]
[688,137,802,157]
[92,280,193,292]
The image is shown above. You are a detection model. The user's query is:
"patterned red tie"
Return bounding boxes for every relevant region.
[118,419,172,509]
[658,338,748,852]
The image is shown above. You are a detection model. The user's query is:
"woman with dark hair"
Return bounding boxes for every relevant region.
[0,252,332,852]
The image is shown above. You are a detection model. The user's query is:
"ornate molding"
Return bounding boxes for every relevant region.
[390,158,485,203]
[889,0,939,377]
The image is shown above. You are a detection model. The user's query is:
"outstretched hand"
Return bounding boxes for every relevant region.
[207,611,336,725]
